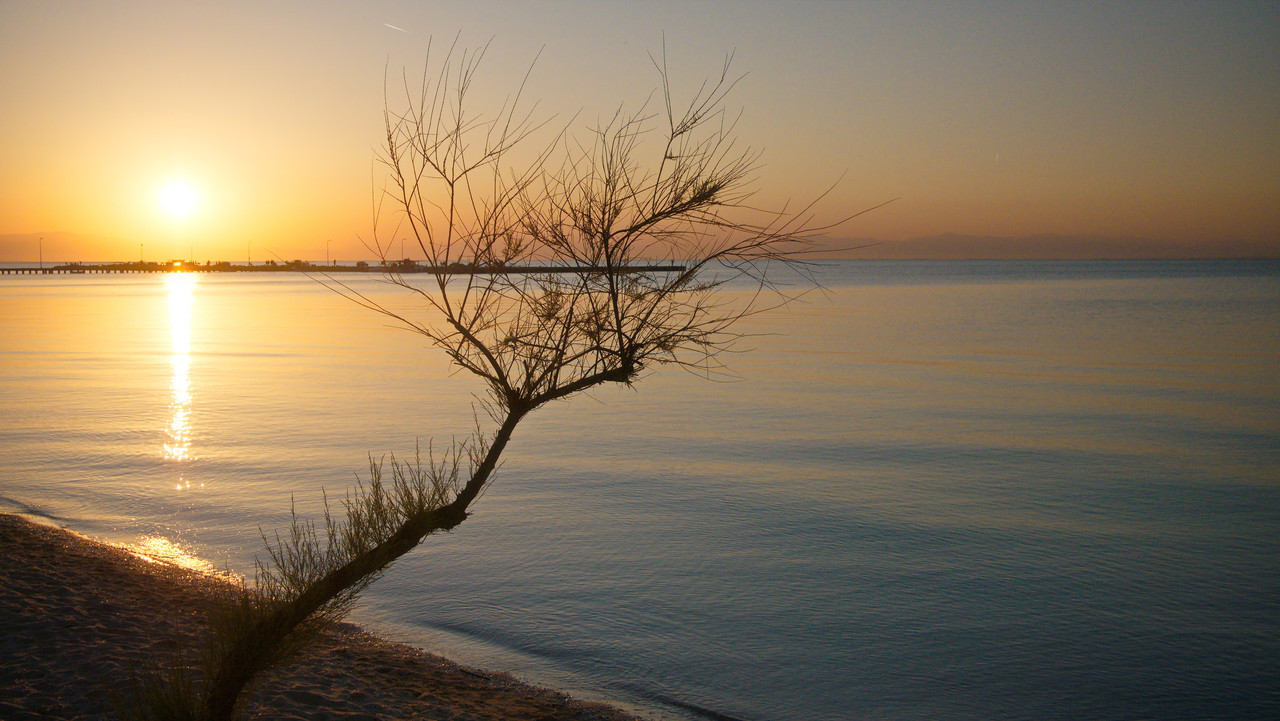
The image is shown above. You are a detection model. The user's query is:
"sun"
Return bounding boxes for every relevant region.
[156,179,201,221]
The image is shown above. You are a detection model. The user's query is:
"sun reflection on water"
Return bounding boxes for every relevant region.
[163,274,197,483]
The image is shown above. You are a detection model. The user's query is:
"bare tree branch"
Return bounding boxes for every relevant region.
[155,44,881,721]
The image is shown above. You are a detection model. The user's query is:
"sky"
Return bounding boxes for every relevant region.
[2,1,1277,262]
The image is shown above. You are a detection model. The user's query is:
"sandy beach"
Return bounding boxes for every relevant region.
[0,513,646,721]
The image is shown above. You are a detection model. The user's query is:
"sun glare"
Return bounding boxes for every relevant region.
[157,179,200,221]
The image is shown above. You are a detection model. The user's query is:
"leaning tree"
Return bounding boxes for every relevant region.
[124,42,867,721]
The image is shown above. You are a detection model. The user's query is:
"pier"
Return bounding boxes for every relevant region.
[0,266,170,274]
[0,261,685,276]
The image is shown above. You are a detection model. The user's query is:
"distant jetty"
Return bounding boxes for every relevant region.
[0,260,685,275]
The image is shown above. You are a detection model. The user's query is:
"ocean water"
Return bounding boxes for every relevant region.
[1,260,1277,720]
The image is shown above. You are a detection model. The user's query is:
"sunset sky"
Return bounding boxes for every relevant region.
[2,1,1277,262]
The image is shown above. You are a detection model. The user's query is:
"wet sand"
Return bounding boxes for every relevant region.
[0,513,645,721]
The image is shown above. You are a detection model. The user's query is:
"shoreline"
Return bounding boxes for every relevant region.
[0,513,648,721]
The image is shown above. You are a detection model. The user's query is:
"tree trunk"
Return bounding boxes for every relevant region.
[202,408,524,721]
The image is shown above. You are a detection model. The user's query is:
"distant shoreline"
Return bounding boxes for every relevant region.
[4,258,1279,275]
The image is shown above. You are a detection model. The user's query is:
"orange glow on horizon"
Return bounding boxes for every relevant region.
[0,4,1275,261]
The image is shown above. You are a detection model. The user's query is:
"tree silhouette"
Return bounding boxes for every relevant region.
[123,41,864,721]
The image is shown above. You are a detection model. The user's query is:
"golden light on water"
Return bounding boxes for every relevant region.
[164,273,196,477]
[166,353,192,464]
[129,536,218,575]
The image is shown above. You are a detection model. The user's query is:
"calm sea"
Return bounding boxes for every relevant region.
[1,260,1277,720]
